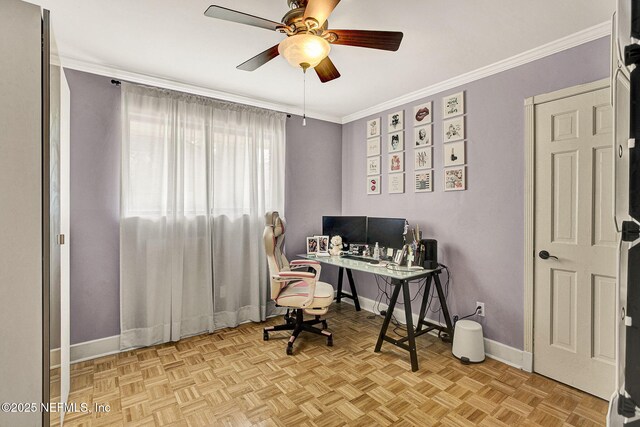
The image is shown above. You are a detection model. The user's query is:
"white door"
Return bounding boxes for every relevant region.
[534,86,617,399]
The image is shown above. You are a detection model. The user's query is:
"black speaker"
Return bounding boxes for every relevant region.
[420,239,438,269]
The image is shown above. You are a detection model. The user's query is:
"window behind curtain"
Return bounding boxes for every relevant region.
[121,87,284,219]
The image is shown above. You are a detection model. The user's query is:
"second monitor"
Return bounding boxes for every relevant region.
[367,217,406,249]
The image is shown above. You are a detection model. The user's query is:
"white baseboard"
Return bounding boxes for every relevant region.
[50,335,121,368]
[51,296,529,371]
[337,291,530,371]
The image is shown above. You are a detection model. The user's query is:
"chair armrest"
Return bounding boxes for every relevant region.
[275,271,315,280]
[289,260,322,279]
[272,272,317,308]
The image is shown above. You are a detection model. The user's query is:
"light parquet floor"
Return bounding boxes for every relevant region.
[50,304,608,427]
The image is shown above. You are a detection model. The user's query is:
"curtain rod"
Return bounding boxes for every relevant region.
[110,78,291,118]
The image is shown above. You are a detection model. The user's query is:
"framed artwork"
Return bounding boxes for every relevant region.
[442,91,465,119]
[443,140,466,167]
[316,235,330,254]
[444,166,466,191]
[388,173,405,194]
[367,137,381,157]
[367,117,381,138]
[387,132,404,152]
[443,116,465,142]
[414,124,432,147]
[415,170,433,193]
[388,152,404,173]
[413,101,433,125]
[367,176,381,195]
[306,236,319,254]
[414,147,433,170]
[367,156,381,176]
[388,110,404,132]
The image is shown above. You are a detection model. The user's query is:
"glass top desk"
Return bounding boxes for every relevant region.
[298,254,453,372]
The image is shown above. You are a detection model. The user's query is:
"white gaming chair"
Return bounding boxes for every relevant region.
[263,211,334,355]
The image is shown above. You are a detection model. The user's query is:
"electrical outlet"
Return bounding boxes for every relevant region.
[476,301,485,317]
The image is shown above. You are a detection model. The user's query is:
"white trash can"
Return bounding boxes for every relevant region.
[452,320,485,364]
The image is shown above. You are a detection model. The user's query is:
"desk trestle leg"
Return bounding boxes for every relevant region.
[334,267,362,311]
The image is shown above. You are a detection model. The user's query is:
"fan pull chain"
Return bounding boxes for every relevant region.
[303,68,307,127]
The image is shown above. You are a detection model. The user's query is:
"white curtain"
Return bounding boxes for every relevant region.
[120,83,285,349]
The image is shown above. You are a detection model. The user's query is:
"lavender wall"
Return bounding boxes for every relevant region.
[67,69,122,344]
[285,116,343,283]
[341,37,610,349]
[285,116,343,256]
[66,72,343,343]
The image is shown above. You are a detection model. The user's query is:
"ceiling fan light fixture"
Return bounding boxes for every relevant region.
[278,34,331,69]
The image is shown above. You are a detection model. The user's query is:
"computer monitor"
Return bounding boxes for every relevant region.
[322,216,367,245]
[367,217,406,249]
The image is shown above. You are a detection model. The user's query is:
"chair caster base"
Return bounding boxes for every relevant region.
[327,336,333,347]
[263,331,269,341]
[286,344,293,355]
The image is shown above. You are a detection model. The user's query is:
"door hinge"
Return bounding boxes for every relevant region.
[56,234,65,245]
[622,221,640,242]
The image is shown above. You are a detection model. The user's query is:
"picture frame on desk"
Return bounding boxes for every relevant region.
[315,235,330,255]
[306,237,319,255]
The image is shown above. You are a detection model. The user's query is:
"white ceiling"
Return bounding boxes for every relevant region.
[30,0,613,122]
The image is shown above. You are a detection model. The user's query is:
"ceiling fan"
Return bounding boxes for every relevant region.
[204,0,404,83]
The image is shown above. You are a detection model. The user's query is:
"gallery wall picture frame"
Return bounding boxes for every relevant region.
[413,101,433,125]
[415,170,433,193]
[414,124,432,147]
[367,117,381,138]
[444,166,466,191]
[443,116,465,143]
[443,140,466,167]
[388,110,404,132]
[367,137,381,157]
[306,236,320,254]
[414,147,433,170]
[388,132,404,152]
[367,156,381,176]
[442,91,465,119]
[388,152,404,173]
[388,173,405,194]
[367,176,381,195]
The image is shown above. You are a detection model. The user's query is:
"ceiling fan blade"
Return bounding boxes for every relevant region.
[237,44,281,71]
[204,5,282,31]
[314,56,341,83]
[304,0,340,28]
[328,30,404,51]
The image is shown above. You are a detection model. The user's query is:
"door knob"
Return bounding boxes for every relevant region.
[539,250,558,260]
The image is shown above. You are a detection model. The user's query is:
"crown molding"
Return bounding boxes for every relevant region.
[57,56,343,124]
[341,21,611,124]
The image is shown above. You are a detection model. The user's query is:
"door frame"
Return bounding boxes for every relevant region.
[523,78,610,371]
